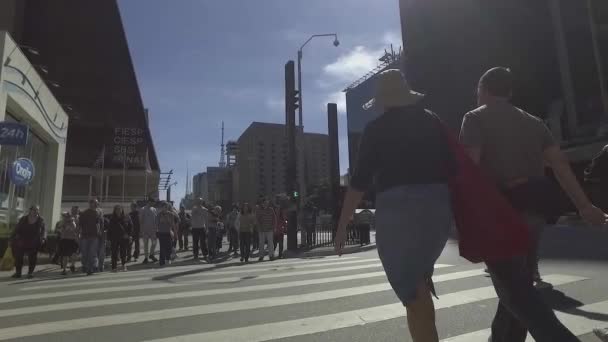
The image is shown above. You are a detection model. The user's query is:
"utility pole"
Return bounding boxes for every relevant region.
[327,103,340,225]
[285,60,299,251]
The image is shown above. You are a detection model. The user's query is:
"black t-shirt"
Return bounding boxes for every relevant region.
[350,105,455,193]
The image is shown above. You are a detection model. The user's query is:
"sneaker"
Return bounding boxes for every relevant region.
[240,258,244,262]
[86,271,93,276]
[111,268,118,273]
[122,265,128,271]
[142,258,149,264]
[269,256,275,261]
[70,265,76,273]
[27,273,34,279]
[61,270,68,276]
[593,328,608,342]
[11,273,21,279]
[149,255,158,262]
[258,257,264,262]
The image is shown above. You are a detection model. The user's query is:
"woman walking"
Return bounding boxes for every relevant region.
[11,206,46,279]
[239,203,255,263]
[335,69,455,342]
[108,205,133,272]
[206,206,221,261]
[58,212,79,275]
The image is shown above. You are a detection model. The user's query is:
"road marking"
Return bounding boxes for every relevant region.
[0,274,584,340]
[441,299,608,341]
[0,262,433,304]
[0,268,483,318]
[17,256,360,289]
[21,258,376,291]
[140,274,586,342]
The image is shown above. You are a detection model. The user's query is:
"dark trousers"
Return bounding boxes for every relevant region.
[178,228,189,250]
[252,229,259,249]
[274,234,284,257]
[130,229,140,259]
[239,232,252,261]
[156,232,172,265]
[13,248,37,275]
[486,256,579,342]
[229,227,239,252]
[191,228,208,258]
[357,223,371,245]
[110,238,129,269]
[527,224,543,277]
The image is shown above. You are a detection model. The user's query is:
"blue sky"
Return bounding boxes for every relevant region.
[118,0,402,202]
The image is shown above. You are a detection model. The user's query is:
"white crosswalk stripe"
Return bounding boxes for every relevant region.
[0,253,603,342]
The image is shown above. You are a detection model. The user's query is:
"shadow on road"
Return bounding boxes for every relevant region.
[542,288,608,323]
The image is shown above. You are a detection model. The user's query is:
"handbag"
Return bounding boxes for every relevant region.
[439,122,531,263]
[502,177,571,219]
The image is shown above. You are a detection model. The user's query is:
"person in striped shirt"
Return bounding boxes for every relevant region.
[256,199,277,261]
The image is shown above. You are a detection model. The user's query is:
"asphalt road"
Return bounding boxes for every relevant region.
[0,224,605,342]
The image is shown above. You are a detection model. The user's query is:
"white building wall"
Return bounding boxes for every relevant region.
[0,31,68,230]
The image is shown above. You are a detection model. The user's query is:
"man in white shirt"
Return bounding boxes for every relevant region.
[190,198,209,260]
[139,198,158,264]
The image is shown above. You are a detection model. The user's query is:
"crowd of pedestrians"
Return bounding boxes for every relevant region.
[7,195,291,279]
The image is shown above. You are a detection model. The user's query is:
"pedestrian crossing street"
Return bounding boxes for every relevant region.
[0,254,606,342]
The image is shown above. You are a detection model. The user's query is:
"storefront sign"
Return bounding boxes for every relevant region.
[10,158,35,186]
[0,122,28,146]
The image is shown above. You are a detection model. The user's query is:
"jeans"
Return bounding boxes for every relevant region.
[13,247,37,275]
[178,227,190,250]
[239,232,252,261]
[229,227,239,252]
[207,227,218,258]
[157,232,172,265]
[191,228,208,258]
[110,238,129,269]
[252,228,259,249]
[274,234,284,257]
[143,235,157,259]
[97,237,106,271]
[258,231,274,259]
[130,229,140,259]
[80,237,99,273]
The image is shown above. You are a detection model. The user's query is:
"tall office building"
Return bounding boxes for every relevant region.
[235,122,329,204]
[0,0,161,209]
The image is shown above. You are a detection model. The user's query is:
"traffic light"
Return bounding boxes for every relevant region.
[292,90,300,111]
[293,191,299,199]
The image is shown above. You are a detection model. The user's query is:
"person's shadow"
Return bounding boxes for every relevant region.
[541,286,608,322]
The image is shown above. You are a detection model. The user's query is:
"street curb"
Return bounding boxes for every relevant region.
[283,243,377,259]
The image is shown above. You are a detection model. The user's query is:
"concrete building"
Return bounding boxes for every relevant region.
[0,31,68,239]
[303,133,330,189]
[192,172,208,200]
[206,167,232,206]
[235,122,329,204]
[0,0,161,213]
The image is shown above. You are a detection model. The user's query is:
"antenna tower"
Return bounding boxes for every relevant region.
[219,121,226,168]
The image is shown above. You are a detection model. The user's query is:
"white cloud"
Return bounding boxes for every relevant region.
[265,96,284,113]
[382,31,402,48]
[324,91,347,114]
[323,46,380,83]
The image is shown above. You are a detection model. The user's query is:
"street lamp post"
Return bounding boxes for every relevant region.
[296,33,339,203]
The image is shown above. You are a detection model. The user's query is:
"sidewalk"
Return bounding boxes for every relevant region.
[284,230,377,258]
